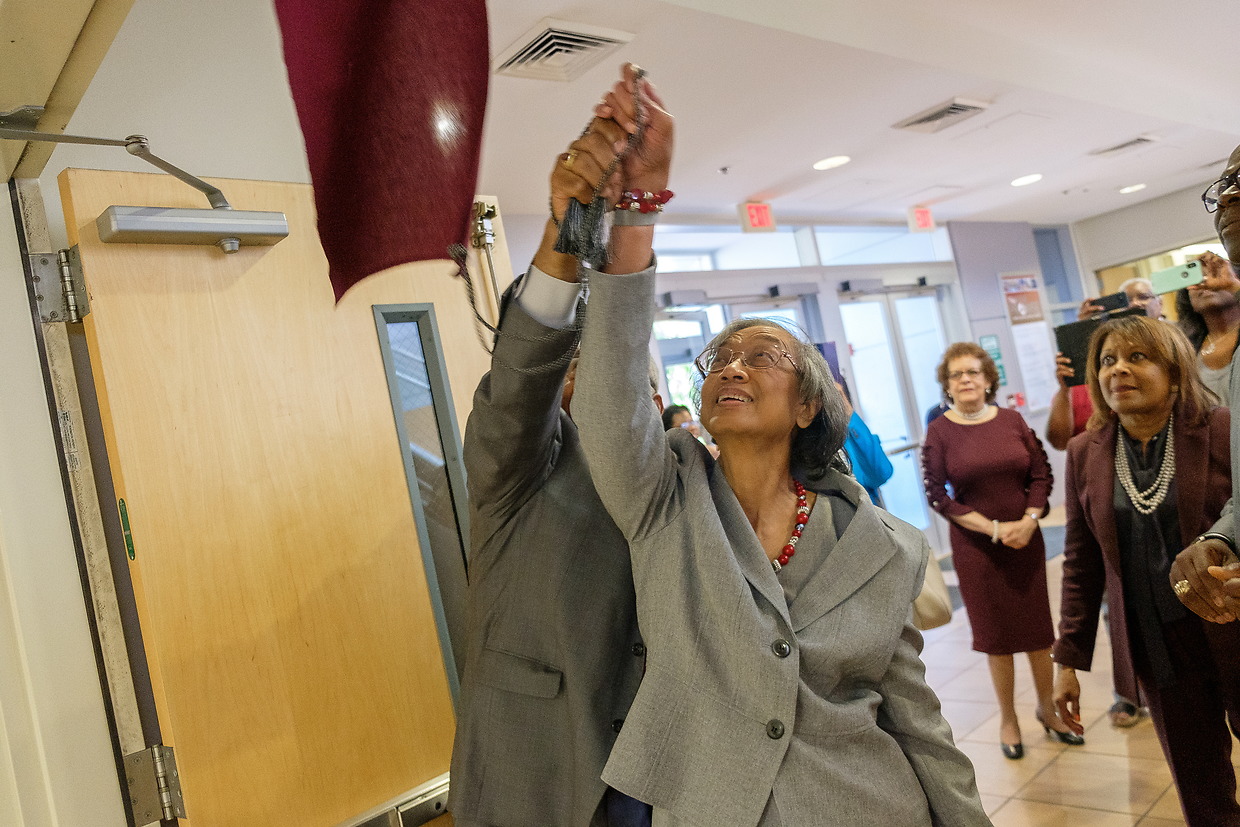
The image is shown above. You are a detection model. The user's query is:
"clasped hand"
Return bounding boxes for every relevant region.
[997,518,1036,549]
[1170,538,1240,624]
[548,63,674,222]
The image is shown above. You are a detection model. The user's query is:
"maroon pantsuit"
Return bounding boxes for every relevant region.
[1054,405,1240,826]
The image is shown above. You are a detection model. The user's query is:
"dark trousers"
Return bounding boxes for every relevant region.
[591,788,652,827]
[1137,616,1240,827]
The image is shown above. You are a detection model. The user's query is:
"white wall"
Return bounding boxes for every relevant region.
[1072,180,1220,274]
[0,190,127,826]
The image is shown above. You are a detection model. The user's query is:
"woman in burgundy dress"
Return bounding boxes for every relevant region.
[921,342,1083,759]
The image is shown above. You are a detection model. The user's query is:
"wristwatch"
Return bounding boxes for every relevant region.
[1193,532,1238,553]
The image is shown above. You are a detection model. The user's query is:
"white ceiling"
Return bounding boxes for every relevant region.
[7,0,1240,251]
[479,0,1240,228]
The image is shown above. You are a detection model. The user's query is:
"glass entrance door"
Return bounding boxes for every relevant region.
[838,289,949,551]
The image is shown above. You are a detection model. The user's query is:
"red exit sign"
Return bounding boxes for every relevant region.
[907,205,936,232]
[739,201,776,232]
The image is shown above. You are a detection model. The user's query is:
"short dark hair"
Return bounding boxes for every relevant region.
[661,405,691,431]
[935,342,1001,404]
[696,317,849,481]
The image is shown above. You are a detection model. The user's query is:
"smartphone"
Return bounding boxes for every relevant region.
[1092,291,1130,313]
[1149,259,1204,294]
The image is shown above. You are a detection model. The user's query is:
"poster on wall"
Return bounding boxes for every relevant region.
[1010,321,1057,412]
[978,334,1007,386]
[999,272,1044,324]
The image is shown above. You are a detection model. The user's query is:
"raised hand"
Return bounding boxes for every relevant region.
[548,117,628,227]
[593,63,674,194]
[1077,298,1105,320]
[1053,353,1075,390]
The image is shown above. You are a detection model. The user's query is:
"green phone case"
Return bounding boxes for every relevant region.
[1149,259,1204,294]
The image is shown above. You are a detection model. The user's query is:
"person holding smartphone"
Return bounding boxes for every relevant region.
[1174,251,1240,404]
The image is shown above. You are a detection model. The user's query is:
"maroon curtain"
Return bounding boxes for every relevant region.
[273,0,490,300]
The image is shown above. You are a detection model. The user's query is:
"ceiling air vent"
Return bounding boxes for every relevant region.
[892,97,989,134]
[493,19,634,82]
[1088,135,1159,157]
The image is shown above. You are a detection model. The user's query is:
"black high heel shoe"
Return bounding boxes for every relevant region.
[1001,742,1024,760]
[1036,709,1085,746]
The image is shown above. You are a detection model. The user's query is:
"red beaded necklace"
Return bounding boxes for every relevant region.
[772,480,810,573]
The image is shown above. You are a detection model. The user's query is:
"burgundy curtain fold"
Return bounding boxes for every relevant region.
[273,0,490,300]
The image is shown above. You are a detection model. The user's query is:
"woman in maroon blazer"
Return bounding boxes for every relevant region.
[1053,315,1240,827]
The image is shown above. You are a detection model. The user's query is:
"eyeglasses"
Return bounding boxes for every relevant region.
[694,344,797,376]
[1202,171,1239,213]
[947,368,983,381]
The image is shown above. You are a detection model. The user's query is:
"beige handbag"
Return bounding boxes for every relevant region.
[913,551,953,631]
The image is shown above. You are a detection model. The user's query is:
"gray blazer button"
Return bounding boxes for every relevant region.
[612,719,624,733]
[766,719,785,739]
[771,639,791,658]
[632,642,646,657]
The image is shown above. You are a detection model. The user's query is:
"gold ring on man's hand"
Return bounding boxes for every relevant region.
[563,150,578,168]
[1173,579,1191,597]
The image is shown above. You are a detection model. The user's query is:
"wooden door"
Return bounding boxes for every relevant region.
[59,168,505,826]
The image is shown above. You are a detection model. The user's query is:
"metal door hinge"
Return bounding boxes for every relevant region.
[124,744,187,826]
[27,247,89,322]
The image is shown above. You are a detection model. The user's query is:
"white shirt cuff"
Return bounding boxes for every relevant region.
[513,265,582,329]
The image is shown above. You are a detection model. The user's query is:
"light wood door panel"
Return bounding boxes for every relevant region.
[60,168,497,826]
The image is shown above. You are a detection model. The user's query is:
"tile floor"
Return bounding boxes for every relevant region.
[921,514,1239,826]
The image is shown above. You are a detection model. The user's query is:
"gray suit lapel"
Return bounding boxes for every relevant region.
[788,475,898,633]
[708,465,791,621]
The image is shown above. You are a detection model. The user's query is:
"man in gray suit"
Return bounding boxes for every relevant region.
[1171,143,1240,619]
[447,126,661,825]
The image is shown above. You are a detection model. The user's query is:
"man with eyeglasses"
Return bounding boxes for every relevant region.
[1170,145,1240,633]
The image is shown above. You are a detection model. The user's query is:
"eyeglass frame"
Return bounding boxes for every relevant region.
[1202,170,1239,214]
[693,343,799,377]
[946,368,985,382]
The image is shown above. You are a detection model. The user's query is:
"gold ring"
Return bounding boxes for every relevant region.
[1173,579,1191,597]
[563,151,578,168]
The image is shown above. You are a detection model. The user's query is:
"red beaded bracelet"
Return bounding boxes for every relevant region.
[614,189,674,213]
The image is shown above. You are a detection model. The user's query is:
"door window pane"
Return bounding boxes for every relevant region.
[839,302,905,443]
[893,295,948,419]
[375,308,469,698]
[883,451,929,530]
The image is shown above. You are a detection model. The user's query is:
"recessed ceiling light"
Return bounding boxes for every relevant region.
[813,155,851,171]
[1010,173,1043,187]
[1118,183,1147,194]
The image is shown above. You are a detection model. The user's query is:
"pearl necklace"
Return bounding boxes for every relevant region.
[949,403,988,421]
[1114,412,1175,516]
[772,481,810,573]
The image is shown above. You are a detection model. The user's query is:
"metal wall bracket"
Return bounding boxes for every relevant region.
[27,248,89,323]
[470,201,502,317]
[0,105,45,130]
[123,744,187,826]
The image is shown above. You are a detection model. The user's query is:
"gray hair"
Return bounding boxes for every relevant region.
[695,317,849,481]
[1118,277,1153,295]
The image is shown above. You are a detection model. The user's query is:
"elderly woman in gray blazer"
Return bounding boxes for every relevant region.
[570,65,989,827]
